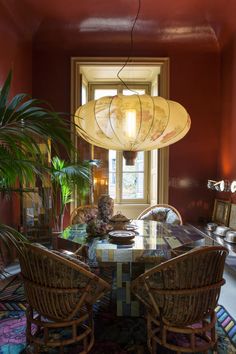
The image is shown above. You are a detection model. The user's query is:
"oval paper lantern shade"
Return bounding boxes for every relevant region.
[75,94,191,153]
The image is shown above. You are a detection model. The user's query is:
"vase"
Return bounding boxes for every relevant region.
[98,194,114,223]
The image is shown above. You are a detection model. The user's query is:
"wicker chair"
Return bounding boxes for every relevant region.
[18,243,110,353]
[137,203,183,225]
[131,246,228,354]
[70,205,98,225]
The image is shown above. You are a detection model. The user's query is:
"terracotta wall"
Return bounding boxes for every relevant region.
[168,50,221,223]
[0,3,32,227]
[217,37,236,206]
[32,40,221,224]
[0,2,234,232]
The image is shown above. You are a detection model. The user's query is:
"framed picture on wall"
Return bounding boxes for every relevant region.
[229,203,236,230]
[212,199,231,225]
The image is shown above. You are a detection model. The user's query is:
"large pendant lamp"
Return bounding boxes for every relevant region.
[74,94,191,165]
[74,0,191,165]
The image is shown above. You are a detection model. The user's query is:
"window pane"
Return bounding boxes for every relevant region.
[94,89,117,100]
[122,173,144,199]
[108,150,116,199]
[109,172,116,199]
[109,150,116,172]
[123,89,146,96]
[123,151,144,172]
[82,84,87,104]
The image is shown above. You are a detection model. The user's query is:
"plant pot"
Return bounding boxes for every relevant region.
[51,231,62,250]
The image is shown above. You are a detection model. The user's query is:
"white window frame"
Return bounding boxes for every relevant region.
[115,150,149,204]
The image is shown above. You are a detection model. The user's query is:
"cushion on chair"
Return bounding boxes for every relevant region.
[52,250,90,270]
[165,209,181,225]
[71,206,98,225]
[140,207,181,225]
[32,243,90,270]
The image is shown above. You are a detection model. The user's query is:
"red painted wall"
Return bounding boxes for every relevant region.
[216,37,236,206]
[0,3,32,228]
[0,1,226,226]
[0,1,235,235]
[169,51,221,222]
[32,39,221,224]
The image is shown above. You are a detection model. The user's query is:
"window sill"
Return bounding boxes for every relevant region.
[114,203,150,208]
[113,204,150,219]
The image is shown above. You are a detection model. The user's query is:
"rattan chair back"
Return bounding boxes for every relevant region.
[70,205,98,225]
[132,246,228,326]
[137,203,183,225]
[19,243,110,321]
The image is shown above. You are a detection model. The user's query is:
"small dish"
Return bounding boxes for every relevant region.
[109,239,135,247]
[225,230,236,244]
[213,226,230,237]
[125,225,138,231]
[108,230,135,244]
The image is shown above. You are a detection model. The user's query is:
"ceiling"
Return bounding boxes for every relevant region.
[2,0,236,50]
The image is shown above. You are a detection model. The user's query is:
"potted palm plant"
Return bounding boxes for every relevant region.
[0,71,78,262]
[50,156,99,232]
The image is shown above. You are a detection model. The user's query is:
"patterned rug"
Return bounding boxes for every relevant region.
[0,303,236,354]
[0,302,26,312]
[216,305,236,348]
[1,269,236,353]
[0,273,25,302]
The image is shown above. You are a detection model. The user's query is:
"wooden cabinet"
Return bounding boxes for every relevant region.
[21,141,52,242]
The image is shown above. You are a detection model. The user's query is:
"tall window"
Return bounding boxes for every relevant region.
[108,150,148,203]
[91,84,149,204]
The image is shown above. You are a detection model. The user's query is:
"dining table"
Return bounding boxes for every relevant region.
[60,220,222,316]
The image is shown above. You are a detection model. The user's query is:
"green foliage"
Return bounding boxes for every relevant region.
[0,71,72,188]
[51,156,99,231]
[0,71,76,266]
[0,224,29,272]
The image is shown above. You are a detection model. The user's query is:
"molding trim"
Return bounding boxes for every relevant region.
[158,147,169,204]
[158,58,170,204]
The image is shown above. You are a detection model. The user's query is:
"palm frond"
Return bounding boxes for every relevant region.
[50,156,99,230]
[0,224,28,259]
[0,71,12,118]
[0,71,77,256]
[0,71,73,189]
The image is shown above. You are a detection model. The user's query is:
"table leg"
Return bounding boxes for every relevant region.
[115,262,140,316]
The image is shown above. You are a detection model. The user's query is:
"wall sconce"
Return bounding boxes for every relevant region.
[207,179,230,192]
[207,180,215,190]
[230,181,236,193]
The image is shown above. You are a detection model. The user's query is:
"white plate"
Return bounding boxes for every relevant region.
[125,225,138,231]
[108,230,136,238]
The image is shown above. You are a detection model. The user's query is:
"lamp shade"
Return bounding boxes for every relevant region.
[75,94,190,154]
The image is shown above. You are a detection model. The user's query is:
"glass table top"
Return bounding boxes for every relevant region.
[60,220,221,264]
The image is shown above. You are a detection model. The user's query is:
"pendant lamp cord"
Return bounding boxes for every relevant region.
[117,0,141,94]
